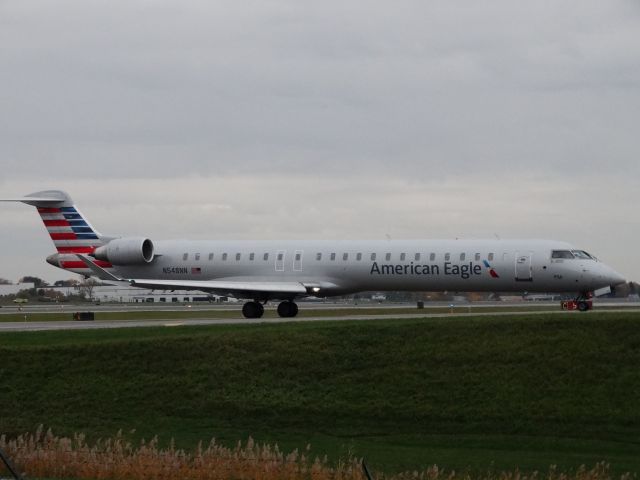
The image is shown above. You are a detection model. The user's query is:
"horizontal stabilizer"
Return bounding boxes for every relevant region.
[0,190,73,207]
[0,197,64,204]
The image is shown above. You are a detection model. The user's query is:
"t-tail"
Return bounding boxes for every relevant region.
[0,190,112,273]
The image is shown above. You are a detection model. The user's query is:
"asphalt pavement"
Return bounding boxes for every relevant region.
[1,306,638,332]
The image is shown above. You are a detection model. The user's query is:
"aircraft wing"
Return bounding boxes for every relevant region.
[129,278,308,296]
[75,254,309,299]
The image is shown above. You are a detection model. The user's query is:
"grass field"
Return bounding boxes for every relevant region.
[0,312,639,476]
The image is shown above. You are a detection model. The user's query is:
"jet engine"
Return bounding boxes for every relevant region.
[93,237,154,265]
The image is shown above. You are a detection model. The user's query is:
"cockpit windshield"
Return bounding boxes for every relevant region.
[551,250,574,259]
[571,250,594,260]
[551,250,596,260]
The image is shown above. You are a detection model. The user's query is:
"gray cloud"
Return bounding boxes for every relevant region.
[0,0,638,281]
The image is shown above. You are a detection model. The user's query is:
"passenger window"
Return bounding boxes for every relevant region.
[356,253,362,261]
[208,253,214,261]
[385,253,391,261]
[249,253,255,261]
[295,253,301,261]
[195,253,200,261]
[316,252,322,261]
[460,253,465,261]
[400,253,406,261]
[430,253,435,261]
[236,253,241,261]
[343,253,348,261]
[415,253,420,261]
[277,253,283,261]
[222,253,228,261]
[330,253,336,261]
[488,253,494,261]
[552,250,575,259]
[475,253,480,261]
[371,253,377,261]
[445,253,450,261]
[183,253,188,261]
[263,253,269,261]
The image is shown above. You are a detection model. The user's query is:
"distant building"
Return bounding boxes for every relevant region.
[90,285,222,303]
[45,284,232,303]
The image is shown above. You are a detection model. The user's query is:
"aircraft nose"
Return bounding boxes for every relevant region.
[603,265,626,287]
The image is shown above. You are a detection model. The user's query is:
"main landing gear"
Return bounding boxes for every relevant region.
[276,300,298,318]
[575,292,593,312]
[242,301,264,319]
[241,300,299,319]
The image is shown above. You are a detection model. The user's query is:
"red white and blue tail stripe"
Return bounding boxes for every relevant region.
[0,190,113,273]
[36,206,112,270]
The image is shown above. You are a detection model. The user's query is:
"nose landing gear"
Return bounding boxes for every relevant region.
[561,291,593,312]
[576,300,591,311]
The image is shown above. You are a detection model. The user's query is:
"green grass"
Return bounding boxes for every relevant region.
[0,312,639,475]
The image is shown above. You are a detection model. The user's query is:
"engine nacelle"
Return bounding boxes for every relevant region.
[93,237,154,265]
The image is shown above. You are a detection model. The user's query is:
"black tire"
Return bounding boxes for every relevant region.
[577,301,589,312]
[242,301,264,319]
[277,301,299,318]
[277,301,290,317]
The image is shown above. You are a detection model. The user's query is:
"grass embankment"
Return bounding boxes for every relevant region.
[0,313,639,476]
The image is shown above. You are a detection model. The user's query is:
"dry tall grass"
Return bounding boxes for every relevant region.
[0,428,636,480]
[0,427,360,480]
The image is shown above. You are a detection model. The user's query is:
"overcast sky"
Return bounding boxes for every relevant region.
[1,0,639,283]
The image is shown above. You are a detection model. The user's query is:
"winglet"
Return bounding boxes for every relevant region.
[76,254,126,282]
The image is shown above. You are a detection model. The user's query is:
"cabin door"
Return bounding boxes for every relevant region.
[515,252,533,282]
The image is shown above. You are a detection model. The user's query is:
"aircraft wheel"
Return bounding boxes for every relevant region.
[242,301,264,319]
[577,301,589,312]
[277,301,299,318]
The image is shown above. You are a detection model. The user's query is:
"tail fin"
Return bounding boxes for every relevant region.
[1,190,105,255]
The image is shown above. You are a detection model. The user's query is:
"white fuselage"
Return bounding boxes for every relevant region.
[92,238,623,298]
[3,191,626,313]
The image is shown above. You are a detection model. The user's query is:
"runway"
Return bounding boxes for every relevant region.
[1,299,638,315]
[1,306,639,332]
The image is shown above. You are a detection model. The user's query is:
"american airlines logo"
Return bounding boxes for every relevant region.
[370,261,498,279]
[483,260,500,278]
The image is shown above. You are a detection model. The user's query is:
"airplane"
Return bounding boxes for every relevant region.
[1,190,626,317]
